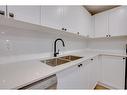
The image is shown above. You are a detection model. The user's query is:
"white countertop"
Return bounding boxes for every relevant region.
[0,49,126,89]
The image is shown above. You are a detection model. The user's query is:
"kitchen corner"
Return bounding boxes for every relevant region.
[0,5,127,90]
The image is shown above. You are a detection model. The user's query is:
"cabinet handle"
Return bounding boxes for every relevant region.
[62,28,67,31]
[77,32,79,35]
[9,13,14,18]
[109,35,111,37]
[91,59,93,61]
[80,64,83,67]
[0,10,5,16]
[123,58,126,60]
[78,64,81,67]
[62,28,64,31]
[106,35,108,37]
[78,64,83,67]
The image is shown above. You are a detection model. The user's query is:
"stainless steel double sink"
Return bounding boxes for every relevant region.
[40,55,82,67]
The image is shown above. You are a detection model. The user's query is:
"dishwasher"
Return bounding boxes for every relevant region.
[19,75,57,90]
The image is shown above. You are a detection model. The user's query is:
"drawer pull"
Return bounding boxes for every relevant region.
[9,12,14,18]
[78,64,81,67]
[106,35,108,37]
[123,58,126,60]
[80,64,83,67]
[77,32,80,35]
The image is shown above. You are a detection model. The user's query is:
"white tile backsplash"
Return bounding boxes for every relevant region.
[0,26,87,57]
[87,37,127,53]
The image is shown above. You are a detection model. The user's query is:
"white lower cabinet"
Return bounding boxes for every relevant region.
[56,55,125,89]
[88,57,99,89]
[19,55,125,90]
[56,57,99,89]
[56,61,89,89]
[101,55,125,89]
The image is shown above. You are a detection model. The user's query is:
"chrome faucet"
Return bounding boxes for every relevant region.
[54,38,65,57]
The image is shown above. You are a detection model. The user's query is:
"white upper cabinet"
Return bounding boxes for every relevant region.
[41,6,91,37]
[0,6,92,37]
[89,16,94,38]
[94,11,109,38]
[7,6,41,25]
[61,6,78,34]
[62,6,91,36]
[41,6,63,30]
[109,6,127,36]
[79,7,91,37]
[94,6,127,38]
[0,6,6,16]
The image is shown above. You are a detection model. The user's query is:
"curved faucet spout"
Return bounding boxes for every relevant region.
[54,38,65,57]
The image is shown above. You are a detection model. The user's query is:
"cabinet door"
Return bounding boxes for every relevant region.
[41,6,91,36]
[7,6,41,25]
[88,57,99,89]
[0,6,6,16]
[56,61,89,89]
[78,7,91,37]
[109,6,127,36]
[101,55,125,89]
[94,11,109,37]
[41,6,63,30]
[62,6,91,36]
[61,6,77,34]
[89,16,94,38]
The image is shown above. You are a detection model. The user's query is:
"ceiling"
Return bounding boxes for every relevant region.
[84,5,120,15]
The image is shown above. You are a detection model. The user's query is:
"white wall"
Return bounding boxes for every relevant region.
[0,26,87,57]
[0,24,126,58]
[87,37,127,53]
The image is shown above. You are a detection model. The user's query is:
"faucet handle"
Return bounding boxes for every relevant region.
[54,49,59,57]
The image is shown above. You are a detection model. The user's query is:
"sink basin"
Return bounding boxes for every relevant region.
[40,55,82,67]
[59,55,82,61]
[40,58,70,67]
